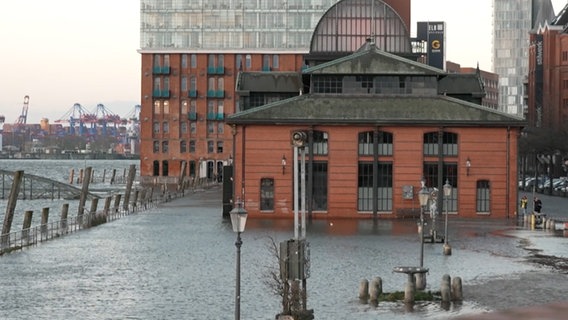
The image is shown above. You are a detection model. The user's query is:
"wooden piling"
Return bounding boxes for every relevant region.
[69,169,75,184]
[87,198,99,228]
[113,194,122,215]
[2,170,24,247]
[110,169,117,185]
[122,164,136,212]
[22,210,33,244]
[77,167,92,225]
[60,203,69,233]
[78,168,83,184]
[102,169,106,183]
[41,207,49,238]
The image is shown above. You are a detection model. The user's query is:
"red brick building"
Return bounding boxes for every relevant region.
[227,45,524,219]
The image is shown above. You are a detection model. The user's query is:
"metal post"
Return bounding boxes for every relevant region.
[235,231,242,320]
[300,147,306,239]
[293,146,299,239]
[444,197,449,246]
[420,205,424,267]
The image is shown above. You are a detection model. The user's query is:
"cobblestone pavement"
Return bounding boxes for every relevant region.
[453,190,568,319]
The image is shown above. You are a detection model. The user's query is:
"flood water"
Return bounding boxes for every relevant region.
[1,160,567,319]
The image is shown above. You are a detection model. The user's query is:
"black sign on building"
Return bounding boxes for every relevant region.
[416,21,446,70]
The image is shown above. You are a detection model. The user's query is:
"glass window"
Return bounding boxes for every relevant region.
[260,178,275,211]
[358,131,393,156]
[154,101,161,114]
[245,54,252,69]
[153,122,160,133]
[190,122,196,134]
[181,54,188,68]
[163,121,169,133]
[180,140,187,153]
[162,141,169,153]
[163,101,169,114]
[207,122,215,134]
[190,76,197,91]
[273,55,279,68]
[423,163,458,212]
[181,76,188,91]
[236,54,243,70]
[181,122,188,134]
[357,162,393,211]
[181,100,188,114]
[423,132,458,156]
[190,54,197,68]
[217,122,224,134]
[217,141,223,153]
[189,140,196,153]
[208,54,215,67]
[218,54,224,67]
[312,130,328,155]
[207,140,214,153]
[476,180,491,213]
[153,141,159,153]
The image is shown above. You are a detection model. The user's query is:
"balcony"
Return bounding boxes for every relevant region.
[152,66,171,74]
[207,66,216,74]
[216,113,224,120]
[206,112,216,120]
[188,112,197,120]
[152,89,171,98]
[189,90,197,98]
[216,66,225,74]
[215,90,225,98]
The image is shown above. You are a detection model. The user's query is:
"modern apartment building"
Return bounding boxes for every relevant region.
[138,0,413,185]
[493,0,556,115]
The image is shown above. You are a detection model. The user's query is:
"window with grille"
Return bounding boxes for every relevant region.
[423,163,458,212]
[423,132,458,156]
[260,178,274,211]
[311,131,328,155]
[357,162,393,211]
[476,180,490,213]
[358,131,393,155]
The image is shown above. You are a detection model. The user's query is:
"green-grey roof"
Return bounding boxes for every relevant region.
[235,71,302,94]
[438,73,485,97]
[303,44,446,76]
[226,94,526,127]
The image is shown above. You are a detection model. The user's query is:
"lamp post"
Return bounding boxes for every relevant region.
[230,200,248,320]
[418,178,430,267]
[443,179,452,256]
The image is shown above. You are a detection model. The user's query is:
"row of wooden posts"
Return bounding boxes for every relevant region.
[69,167,129,185]
[0,165,180,255]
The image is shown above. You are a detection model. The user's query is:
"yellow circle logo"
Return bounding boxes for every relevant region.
[432,40,441,50]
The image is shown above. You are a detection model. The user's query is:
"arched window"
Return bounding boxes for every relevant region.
[423,132,458,156]
[358,130,393,156]
[260,178,274,211]
[476,180,491,213]
[153,160,160,176]
[312,130,328,155]
[162,160,169,176]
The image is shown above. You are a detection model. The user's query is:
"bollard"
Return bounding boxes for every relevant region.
[369,277,382,303]
[451,277,463,301]
[441,274,451,302]
[415,273,426,291]
[404,276,415,304]
[358,279,369,302]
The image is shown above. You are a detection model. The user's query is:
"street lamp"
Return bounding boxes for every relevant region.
[443,179,452,256]
[230,200,248,320]
[418,178,430,267]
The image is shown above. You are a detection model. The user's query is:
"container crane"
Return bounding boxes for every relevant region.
[16,95,29,125]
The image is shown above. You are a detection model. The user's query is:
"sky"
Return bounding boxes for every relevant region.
[0,0,567,124]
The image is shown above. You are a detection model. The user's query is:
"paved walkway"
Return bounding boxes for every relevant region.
[453,190,568,319]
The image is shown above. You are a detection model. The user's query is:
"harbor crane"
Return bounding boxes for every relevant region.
[16,95,30,125]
